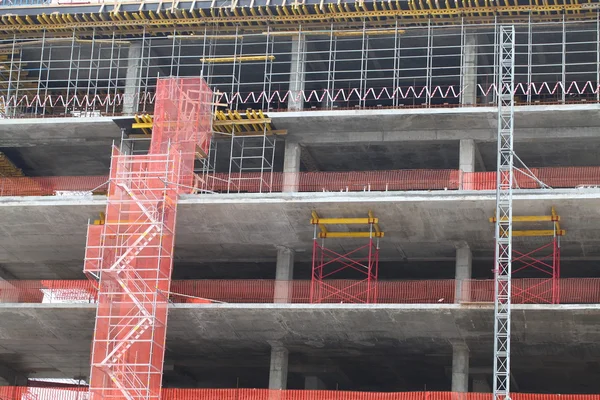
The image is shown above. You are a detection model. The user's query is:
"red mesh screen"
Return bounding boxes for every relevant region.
[83,78,212,400]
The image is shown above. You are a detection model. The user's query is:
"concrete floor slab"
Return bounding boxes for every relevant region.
[1,189,600,278]
[1,303,600,389]
[1,105,600,176]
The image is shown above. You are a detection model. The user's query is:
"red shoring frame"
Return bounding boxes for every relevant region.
[490,207,564,304]
[310,211,383,304]
[512,233,561,304]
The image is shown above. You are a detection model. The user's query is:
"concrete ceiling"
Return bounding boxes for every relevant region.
[2,303,600,392]
[1,105,599,177]
[1,190,600,279]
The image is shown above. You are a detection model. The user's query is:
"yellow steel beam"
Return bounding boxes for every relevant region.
[311,210,384,238]
[311,217,379,224]
[369,210,382,236]
[200,55,275,63]
[132,122,153,129]
[489,215,560,223]
[213,118,272,126]
[214,129,287,136]
[318,232,385,238]
[93,212,106,225]
[334,29,406,36]
[512,230,566,237]
[312,210,328,235]
[1,3,597,36]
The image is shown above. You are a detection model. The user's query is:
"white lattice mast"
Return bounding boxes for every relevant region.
[493,25,515,400]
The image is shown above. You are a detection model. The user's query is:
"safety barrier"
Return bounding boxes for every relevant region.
[0,175,108,197]
[1,388,600,400]
[4,166,600,197]
[1,80,599,117]
[4,279,600,305]
[202,170,460,193]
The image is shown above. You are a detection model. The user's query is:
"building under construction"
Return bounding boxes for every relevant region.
[2,0,600,398]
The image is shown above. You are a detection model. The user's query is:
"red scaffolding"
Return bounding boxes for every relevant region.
[490,207,564,304]
[84,78,212,400]
[310,211,384,304]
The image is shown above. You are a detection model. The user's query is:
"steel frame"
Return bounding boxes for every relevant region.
[1,19,599,118]
[310,211,383,304]
[493,24,515,400]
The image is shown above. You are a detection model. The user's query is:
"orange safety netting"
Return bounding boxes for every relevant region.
[5,166,600,197]
[0,175,108,196]
[83,78,212,400]
[6,278,600,305]
[1,388,600,400]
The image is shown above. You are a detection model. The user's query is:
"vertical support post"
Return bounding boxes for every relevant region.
[359,21,368,108]
[35,30,46,116]
[553,232,561,304]
[526,14,532,104]
[274,246,295,303]
[288,34,306,111]
[455,243,472,303]
[493,25,515,400]
[283,141,301,193]
[452,343,470,393]
[124,41,143,115]
[268,344,289,390]
[325,24,336,109]
[393,20,401,108]
[597,13,600,103]
[426,19,433,107]
[461,31,478,106]
[561,14,566,104]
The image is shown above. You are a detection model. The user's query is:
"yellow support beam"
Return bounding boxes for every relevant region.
[214,129,287,136]
[213,118,272,126]
[1,2,598,37]
[311,210,385,239]
[132,122,153,129]
[200,55,275,63]
[512,230,566,237]
[311,217,379,224]
[318,232,385,238]
[489,215,560,223]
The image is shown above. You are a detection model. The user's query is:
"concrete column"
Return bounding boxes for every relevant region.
[451,343,470,393]
[454,243,472,303]
[282,141,301,193]
[461,32,478,106]
[304,375,326,389]
[288,36,306,111]
[459,139,476,173]
[459,139,477,190]
[268,344,289,390]
[123,42,143,115]
[274,246,295,303]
